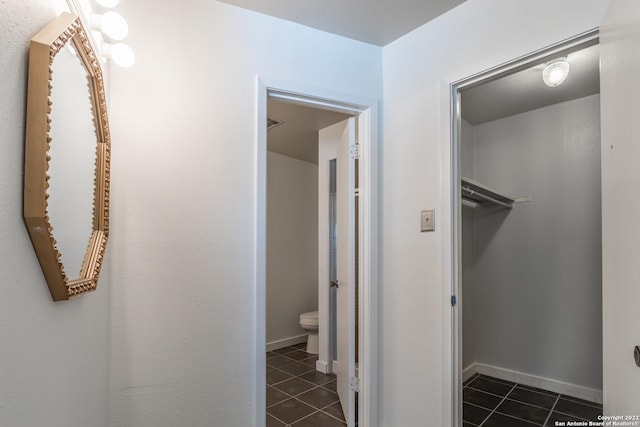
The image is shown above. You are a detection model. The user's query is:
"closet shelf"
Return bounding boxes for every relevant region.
[461,177,530,209]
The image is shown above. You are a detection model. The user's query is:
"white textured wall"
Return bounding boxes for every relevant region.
[267,152,318,345]
[0,1,110,426]
[381,1,608,424]
[107,1,381,426]
[468,95,602,390]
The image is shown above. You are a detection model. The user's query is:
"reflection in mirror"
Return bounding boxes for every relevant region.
[48,44,96,279]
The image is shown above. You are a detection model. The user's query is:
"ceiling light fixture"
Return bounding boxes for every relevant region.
[102,42,135,68]
[94,0,120,8]
[90,11,129,40]
[69,0,134,68]
[542,58,570,87]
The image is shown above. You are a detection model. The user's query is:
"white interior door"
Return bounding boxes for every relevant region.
[335,117,356,425]
[600,0,640,413]
[318,124,339,373]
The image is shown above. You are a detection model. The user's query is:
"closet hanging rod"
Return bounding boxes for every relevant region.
[461,186,514,209]
[460,176,530,209]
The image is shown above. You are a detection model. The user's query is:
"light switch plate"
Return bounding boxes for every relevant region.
[421,209,435,232]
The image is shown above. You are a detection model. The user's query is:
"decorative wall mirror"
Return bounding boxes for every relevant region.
[24,12,111,301]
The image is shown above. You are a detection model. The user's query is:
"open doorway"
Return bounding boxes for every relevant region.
[256,80,379,427]
[264,99,353,426]
[451,32,603,426]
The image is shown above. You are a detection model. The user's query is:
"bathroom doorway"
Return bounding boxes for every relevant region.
[451,32,604,426]
[256,80,379,427]
[265,100,352,426]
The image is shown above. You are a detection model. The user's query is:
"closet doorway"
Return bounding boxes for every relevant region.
[451,32,604,426]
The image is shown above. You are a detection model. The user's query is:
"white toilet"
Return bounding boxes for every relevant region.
[299,311,319,354]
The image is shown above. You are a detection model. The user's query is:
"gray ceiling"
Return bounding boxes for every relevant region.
[267,99,351,164]
[243,0,470,164]
[216,0,468,46]
[251,1,600,163]
[462,43,600,125]
[268,44,600,165]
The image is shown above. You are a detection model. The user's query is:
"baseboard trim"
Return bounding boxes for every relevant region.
[316,360,331,374]
[462,363,478,383]
[266,334,308,352]
[469,362,603,404]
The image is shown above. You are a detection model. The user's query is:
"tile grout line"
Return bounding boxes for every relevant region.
[558,395,604,410]
[466,389,558,416]
[267,382,335,408]
[267,411,291,427]
[478,383,517,427]
[553,408,598,423]
[266,388,294,409]
[267,346,345,426]
[287,403,347,426]
[466,385,511,399]
[463,400,495,425]
[279,397,345,426]
[287,409,321,426]
[493,394,559,413]
[275,389,344,424]
[465,375,601,427]
[466,383,553,411]
[542,394,561,427]
[316,399,347,424]
[490,412,543,426]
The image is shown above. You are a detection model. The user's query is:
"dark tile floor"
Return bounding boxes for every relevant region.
[463,374,603,426]
[267,343,346,427]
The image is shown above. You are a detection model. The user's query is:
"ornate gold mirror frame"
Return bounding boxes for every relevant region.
[24,12,110,301]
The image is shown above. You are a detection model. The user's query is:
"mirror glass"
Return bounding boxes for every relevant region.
[48,42,96,280]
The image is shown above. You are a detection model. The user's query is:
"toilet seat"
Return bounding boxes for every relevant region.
[299,311,319,354]
[299,311,319,327]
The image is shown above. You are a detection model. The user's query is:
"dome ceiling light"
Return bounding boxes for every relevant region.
[542,58,570,87]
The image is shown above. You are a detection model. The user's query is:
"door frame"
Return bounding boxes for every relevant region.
[255,76,379,427]
[448,29,600,427]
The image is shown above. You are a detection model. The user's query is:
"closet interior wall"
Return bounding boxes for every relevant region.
[461,94,603,392]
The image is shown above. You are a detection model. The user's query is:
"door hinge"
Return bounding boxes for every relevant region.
[350,143,360,160]
[349,376,360,392]
[451,295,457,307]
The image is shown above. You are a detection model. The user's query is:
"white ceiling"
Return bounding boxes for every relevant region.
[216,0,468,46]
